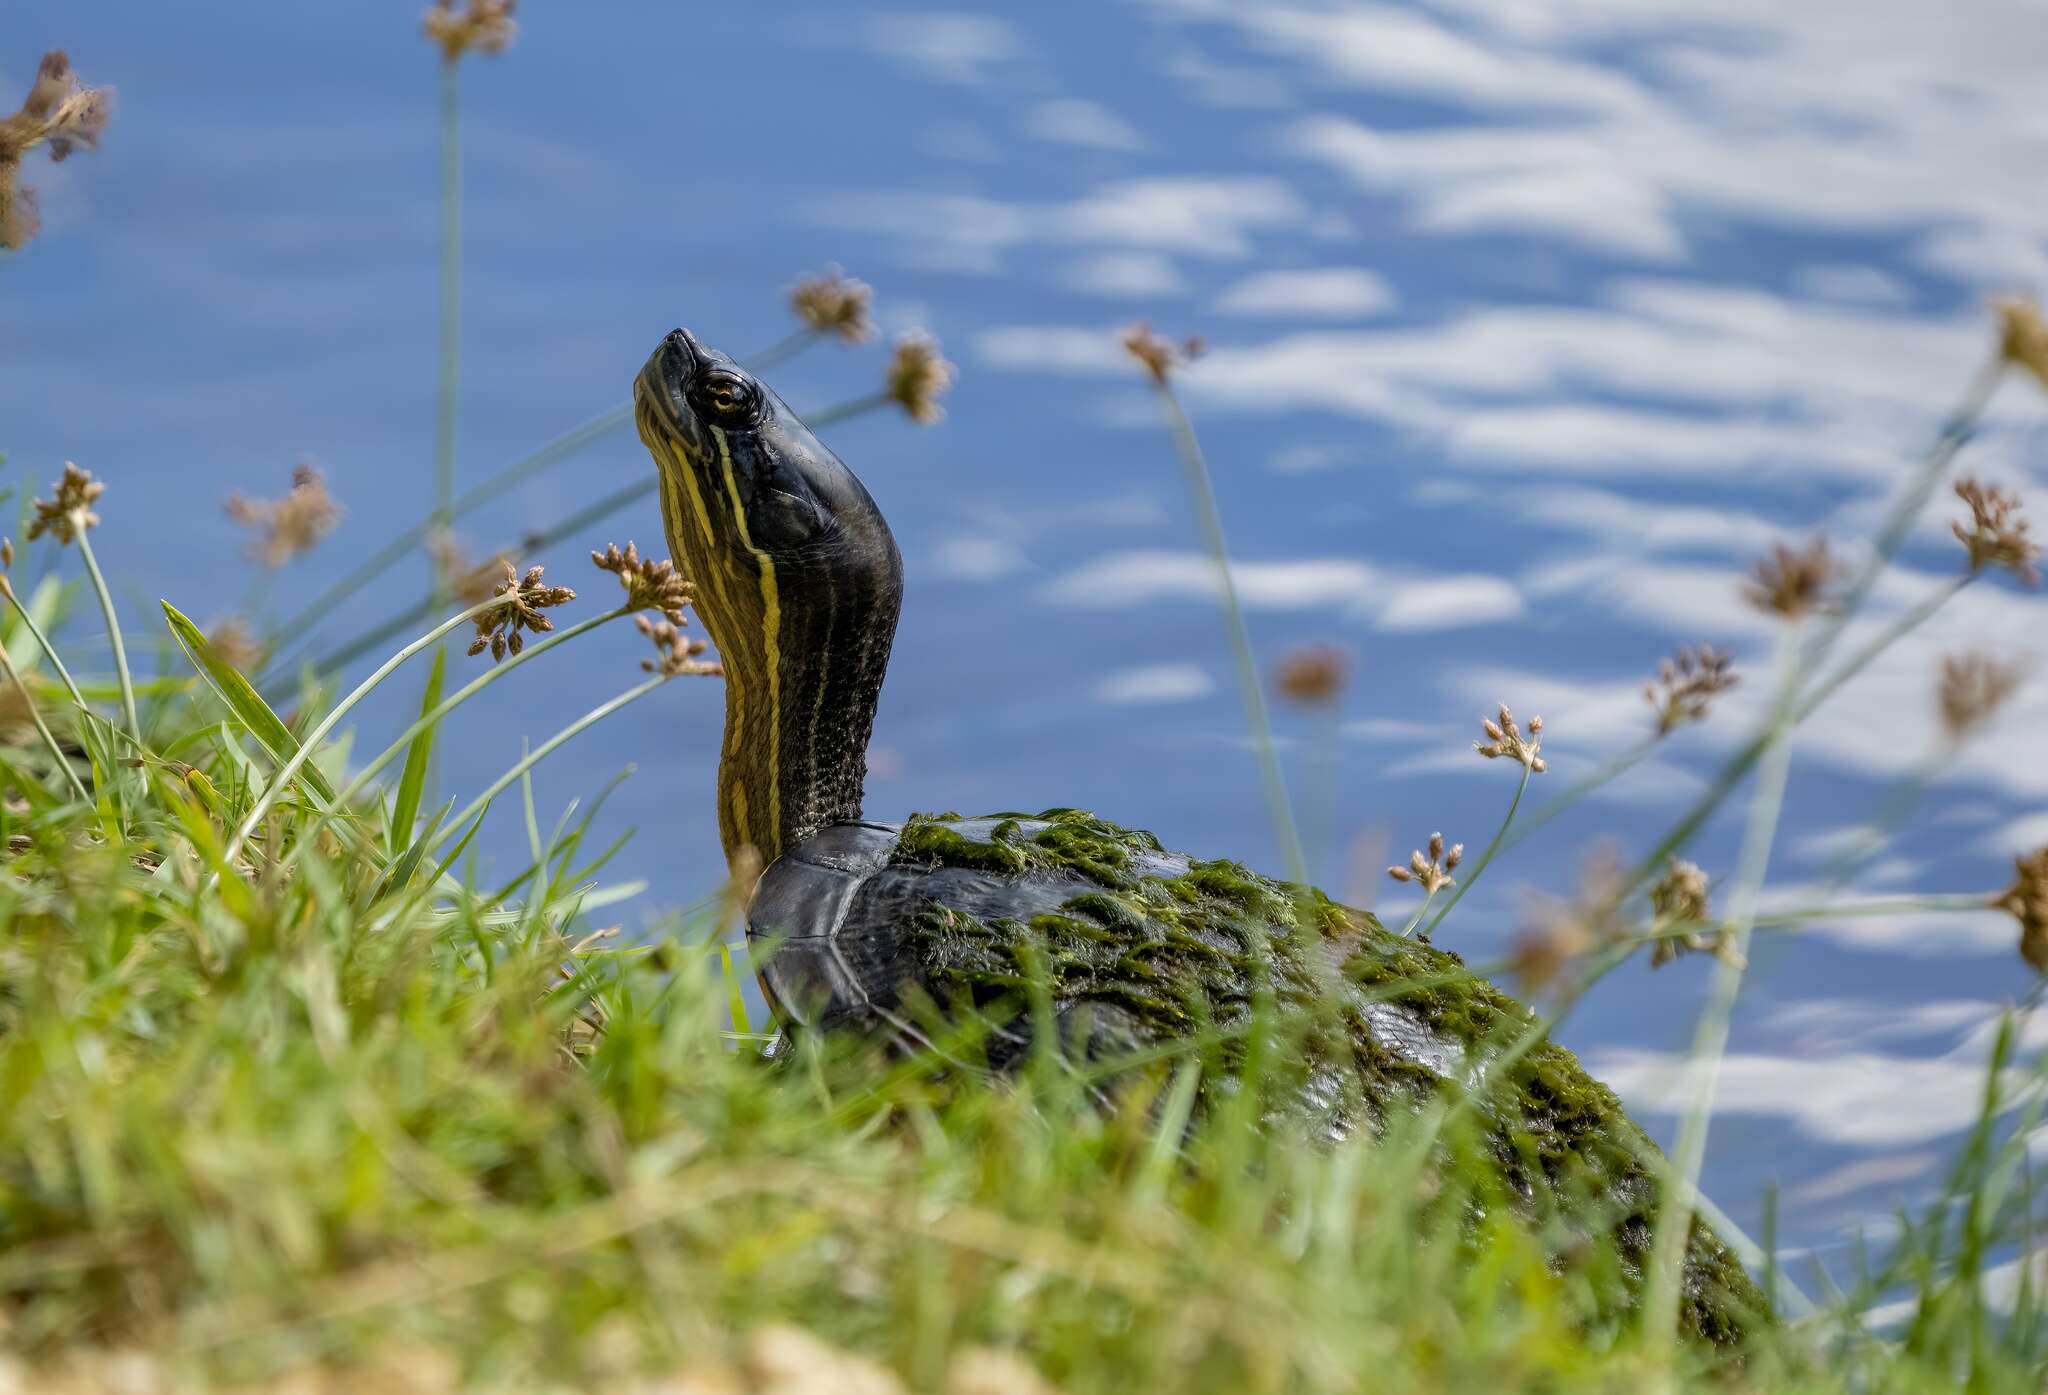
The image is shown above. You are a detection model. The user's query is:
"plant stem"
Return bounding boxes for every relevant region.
[222,595,504,870]
[1150,381,1307,887]
[0,642,90,802]
[285,607,631,870]
[294,479,661,684]
[424,674,668,862]
[1394,887,1439,940]
[261,343,821,682]
[1496,733,1659,859]
[72,525,137,741]
[803,392,889,430]
[433,56,462,599]
[745,327,821,372]
[0,578,87,708]
[263,407,634,670]
[1643,625,1803,1350]
[1411,762,1531,942]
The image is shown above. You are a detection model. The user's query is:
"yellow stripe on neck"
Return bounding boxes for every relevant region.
[650,433,758,858]
[711,423,783,860]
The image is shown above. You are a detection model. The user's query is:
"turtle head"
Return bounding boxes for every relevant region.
[634,328,904,869]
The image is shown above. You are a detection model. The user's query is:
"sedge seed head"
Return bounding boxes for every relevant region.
[224,464,342,568]
[883,332,955,424]
[591,541,694,624]
[1743,536,1837,620]
[1938,652,2026,743]
[1120,320,1204,386]
[1994,846,2048,974]
[1,51,112,252]
[466,561,574,663]
[1644,643,1739,736]
[1951,476,2040,587]
[422,0,517,62]
[1273,644,1348,707]
[1474,702,1546,773]
[26,461,104,545]
[789,267,875,344]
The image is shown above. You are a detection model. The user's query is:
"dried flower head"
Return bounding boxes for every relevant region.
[1,538,12,570]
[1646,858,1738,969]
[25,461,104,545]
[591,541,693,623]
[1510,848,1627,995]
[1951,477,2040,587]
[789,267,874,344]
[224,464,342,568]
[1274,644,1348,707]
[1938,652,2025,743]
[466,561,574,662]
[636,614,721,678]
[1387,831,1463,895]
[1120,321,1205,386]
[1475,703,1546,773]
[1994,297,2048,394]
[883,332,955,423]
[1645,644,1739,736]
[1994,847,2048,974]
[428,528,509,606]
[0,52,111,251]
[1743,536,1837,619]
[206,616,266,674]
[422,0,517,62]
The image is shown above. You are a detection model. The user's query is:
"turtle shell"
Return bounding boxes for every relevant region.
[749,812,1455,1080]
[747,808,1767,1344]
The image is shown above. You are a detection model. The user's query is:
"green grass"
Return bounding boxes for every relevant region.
[0,406,2041,1394]
[5,26,2046,1384]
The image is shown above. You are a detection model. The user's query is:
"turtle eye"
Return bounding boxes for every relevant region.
[699,373,757,418]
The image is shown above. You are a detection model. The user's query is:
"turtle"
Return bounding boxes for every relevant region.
[631,327,1766,1343]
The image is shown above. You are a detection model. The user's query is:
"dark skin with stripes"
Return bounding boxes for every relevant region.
[633,328,903,870]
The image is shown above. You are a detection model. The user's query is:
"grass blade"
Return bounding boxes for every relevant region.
[390,645,446,854]
[162,601,336,803]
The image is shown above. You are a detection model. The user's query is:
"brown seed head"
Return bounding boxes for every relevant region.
[422,0,518,63]
[1951,476,2040,587]
[224,463,342,568]
[1938,652,2025,743]
[883,332,955,423]
[1994,297,2048,394]
[1993,847,2048,974]
[206,616,266,674]
[591,541,694,624]
[428,528,510,606]
[789,267,875,344]
[465,560,574,663]
[26,461,105,545]
[1387,830,1462,895]
[1510,848,1627,995]
[1644,643,1740,736]
[1120,320,1204,386]
[1,538,12,570]
[1743,536,1837,619]
[1,52,112,251]
[1474,702,1546,773]
[1645,858,1735,969]
[635,613,722,678]
[1273,644,1348,707]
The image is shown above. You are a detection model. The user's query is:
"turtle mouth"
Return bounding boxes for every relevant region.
[634,328,711,460]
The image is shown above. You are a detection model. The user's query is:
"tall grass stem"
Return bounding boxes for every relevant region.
[1151,383,1307,886]
[73,526,138,740]
[222,595,504,870]
[1643,625,1803,1350]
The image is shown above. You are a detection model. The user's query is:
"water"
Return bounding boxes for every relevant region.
[7,0,2046,1282]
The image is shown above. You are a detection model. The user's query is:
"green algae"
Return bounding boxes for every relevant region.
[889,808,1767,1345]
